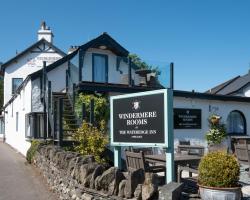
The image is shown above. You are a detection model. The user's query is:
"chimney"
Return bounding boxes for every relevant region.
[37,21,54,43]
[68,46,79,54]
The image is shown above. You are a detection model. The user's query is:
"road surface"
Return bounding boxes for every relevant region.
[0,142,57,200]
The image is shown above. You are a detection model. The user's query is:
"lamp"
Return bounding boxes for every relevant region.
[99,45,107,50]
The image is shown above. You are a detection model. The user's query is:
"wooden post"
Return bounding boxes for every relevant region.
[73,83,76,110]
[128,57,132,86]
[43,61,47,140]
[53,100,57,143]
[166,62,174,183]
[170,62,174,89]
[90,99,94,124]
[82,103,86,121]
[66,70,69,92]
[48,81,52,138]
[79,49,83,82]
[114,146,122,169]
[58,98,63,147]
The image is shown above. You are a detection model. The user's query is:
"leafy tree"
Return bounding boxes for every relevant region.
[128,53,161,76]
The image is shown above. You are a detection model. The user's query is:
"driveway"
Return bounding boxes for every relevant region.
[0,142,57,200]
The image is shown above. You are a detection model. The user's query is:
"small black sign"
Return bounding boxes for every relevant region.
[112,92,166,145]
[174,108,201,129]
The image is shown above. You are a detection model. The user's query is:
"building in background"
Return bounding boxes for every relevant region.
[1,22,250,155]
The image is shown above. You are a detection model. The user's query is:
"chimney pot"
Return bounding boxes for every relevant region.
[38,21,54,43]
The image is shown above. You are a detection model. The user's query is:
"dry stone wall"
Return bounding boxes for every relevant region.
[33,145,159,200]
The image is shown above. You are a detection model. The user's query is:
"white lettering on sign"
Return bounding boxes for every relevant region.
[118,111,157,126]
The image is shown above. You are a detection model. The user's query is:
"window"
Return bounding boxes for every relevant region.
[12,78,23,94]
[92,54,108,83]
[227,110,246,135]
[16,112,19,132]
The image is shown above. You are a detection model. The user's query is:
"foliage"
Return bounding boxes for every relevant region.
[73,121,108,163]
[198,151,240,187]
[75,93,109,129]
[205,115,227,145]
[26,140,44,164]
[128,53,161,76]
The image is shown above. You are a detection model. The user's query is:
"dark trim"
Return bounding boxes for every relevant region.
[227,110,247,135]
[170,62,174,89]
[2,39,66,70]
[128,57,132,86]
[92,53,108,83]
[79,32,129,57]
[30,49,78,81]
[173,90,250,103]
[77,81,163,93]
[79,49,83,82]
[2,50,78,110]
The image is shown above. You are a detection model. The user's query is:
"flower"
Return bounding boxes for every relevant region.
[205,115,227,145]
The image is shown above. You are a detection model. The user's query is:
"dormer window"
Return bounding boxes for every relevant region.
[12,78,23,94]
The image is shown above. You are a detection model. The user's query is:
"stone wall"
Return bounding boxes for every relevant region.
[33,145,159,200]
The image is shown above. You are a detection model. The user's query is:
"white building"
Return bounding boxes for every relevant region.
[1,22,250,156]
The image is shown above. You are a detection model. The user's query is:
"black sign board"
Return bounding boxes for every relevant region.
[110,90,169,146]
[174,108,201,129]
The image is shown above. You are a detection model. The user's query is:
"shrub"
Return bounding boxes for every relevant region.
[73,121,108,163]
[198,151,240,187]
[26,140,43,164]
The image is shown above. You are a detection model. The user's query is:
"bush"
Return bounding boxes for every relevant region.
[26,140,43,164]
[198,151,240,187]
[73,121,108,163]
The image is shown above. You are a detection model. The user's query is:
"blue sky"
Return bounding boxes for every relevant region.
[1,0,250,92]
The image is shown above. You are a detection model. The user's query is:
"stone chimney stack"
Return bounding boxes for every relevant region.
[37,21,54,43]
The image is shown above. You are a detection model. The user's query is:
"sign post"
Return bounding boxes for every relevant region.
[110,89,174,183]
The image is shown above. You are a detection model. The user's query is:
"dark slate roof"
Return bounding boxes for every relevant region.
[205,72,250,95]
[205,76,240,94]
[174,90,250,103]
[1,39,66,70]
[79,32,129,57]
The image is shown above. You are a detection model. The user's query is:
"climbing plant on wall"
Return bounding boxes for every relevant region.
[74,93,109,129]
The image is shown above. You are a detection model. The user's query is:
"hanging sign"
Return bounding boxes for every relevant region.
[110,89,171,147]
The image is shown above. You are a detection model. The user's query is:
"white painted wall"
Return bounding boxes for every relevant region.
[4,44,62,104]
[173,96,250,150]
[82,48,139,85]
[31,62,68,112]
[4,80,32,156]
[243,84,250,97]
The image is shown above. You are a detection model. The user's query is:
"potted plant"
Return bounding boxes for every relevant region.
[206,115,227,152]
[198,151,241,200]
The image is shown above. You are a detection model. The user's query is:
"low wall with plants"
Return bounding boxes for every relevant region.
[30,144,159,200]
